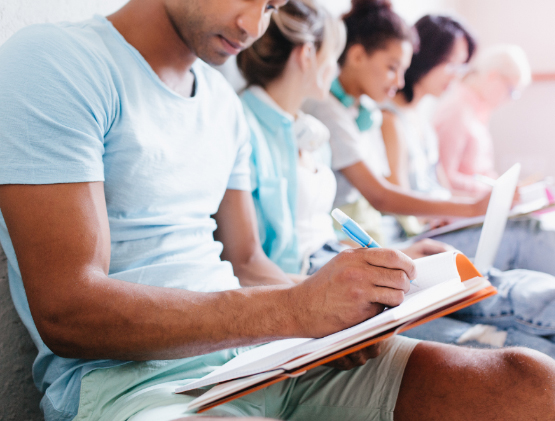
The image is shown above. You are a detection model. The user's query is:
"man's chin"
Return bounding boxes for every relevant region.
[198,50,233,66]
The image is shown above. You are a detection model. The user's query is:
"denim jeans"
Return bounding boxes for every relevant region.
[307,241,351,275]
[309,233,555,359]
[433,218,555,276]
[403,268,555,358]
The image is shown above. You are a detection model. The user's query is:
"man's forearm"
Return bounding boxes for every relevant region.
[40,275,299,361]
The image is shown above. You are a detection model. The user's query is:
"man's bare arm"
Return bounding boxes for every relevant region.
[213,189,294,287]
[0,182,300,360]
[0,182,414,362]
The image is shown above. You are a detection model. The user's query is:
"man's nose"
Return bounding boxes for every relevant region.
[237,5,270,41]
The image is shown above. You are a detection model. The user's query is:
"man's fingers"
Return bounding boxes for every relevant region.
[341,262,411,295]
[359,342,382,359]
[357,248,417,281]
[327,344,383,371]
[337,250,412,293]
[363,265,412,294]
[368,343,382,358]
[370,286,406,307]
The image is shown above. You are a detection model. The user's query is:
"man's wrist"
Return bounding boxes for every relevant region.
[278,284,307,338]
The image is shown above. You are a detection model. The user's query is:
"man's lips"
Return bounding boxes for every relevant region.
[219,35,245,55]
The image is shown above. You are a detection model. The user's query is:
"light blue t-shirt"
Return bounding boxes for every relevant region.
[0,16,251,420]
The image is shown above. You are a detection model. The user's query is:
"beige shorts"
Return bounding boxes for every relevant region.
[75,336,420,421]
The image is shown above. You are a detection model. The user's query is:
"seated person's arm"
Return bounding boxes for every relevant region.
[0,182,301,361]
[213,189,294,287]
[0,182,413,361]
[381,110,411,189]
[340,161,490,218]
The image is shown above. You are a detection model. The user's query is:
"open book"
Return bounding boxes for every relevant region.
[176,251,496,413]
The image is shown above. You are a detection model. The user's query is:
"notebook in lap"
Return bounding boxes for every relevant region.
[173,165,526,412]
[178,165,517,414]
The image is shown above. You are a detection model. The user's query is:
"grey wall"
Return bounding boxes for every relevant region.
[0,248,42,421]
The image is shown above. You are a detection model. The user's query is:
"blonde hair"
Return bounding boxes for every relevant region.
[472,44,532,89]
[237,0,345,88]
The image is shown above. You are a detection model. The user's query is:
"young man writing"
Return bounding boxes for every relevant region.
[0,0,554,420]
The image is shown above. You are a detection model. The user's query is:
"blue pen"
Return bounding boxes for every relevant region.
[332,208,415,284]
[331,208,381,248]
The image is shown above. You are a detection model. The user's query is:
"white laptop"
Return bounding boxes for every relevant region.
[472,163,521,274]
[396,163,521,274]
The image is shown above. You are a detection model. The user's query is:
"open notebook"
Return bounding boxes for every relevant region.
[176,251,496,413]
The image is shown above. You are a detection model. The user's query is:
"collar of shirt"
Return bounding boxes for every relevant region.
[248,85,295,121]
[330,78,374,132]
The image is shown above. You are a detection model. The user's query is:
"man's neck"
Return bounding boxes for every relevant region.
[107,0,197,97]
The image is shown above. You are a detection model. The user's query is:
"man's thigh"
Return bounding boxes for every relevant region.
[76,336,419,421]
[264,336,419,421]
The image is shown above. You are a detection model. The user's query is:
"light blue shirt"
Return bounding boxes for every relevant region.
[0,16,251,420]
[241,88,302,274]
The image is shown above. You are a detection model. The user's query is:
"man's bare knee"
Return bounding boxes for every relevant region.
[495,347,555,407]
[396,342,555,421]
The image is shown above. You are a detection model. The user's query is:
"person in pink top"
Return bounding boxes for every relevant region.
[435,44,532,196]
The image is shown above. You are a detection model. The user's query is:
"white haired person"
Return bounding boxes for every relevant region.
[435,44,532,196]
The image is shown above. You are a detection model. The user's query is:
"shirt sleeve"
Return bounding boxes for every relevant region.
[0,25,115,185]
[304,98,365,171]
[226,99,253,191]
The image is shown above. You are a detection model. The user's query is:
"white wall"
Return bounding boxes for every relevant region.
[458,0,555,73]
[318,0,350,16]
[451,0,555,178]
[318,0,460,21]
[391,0,459,24]
[0,0,127,45]
[0,2,127,418]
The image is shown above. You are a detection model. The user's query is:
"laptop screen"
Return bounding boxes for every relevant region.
[473,163,521,274]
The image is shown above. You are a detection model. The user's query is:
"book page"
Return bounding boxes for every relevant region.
[187,370,285,410]
[174,338,310,394]
[407,251,460,295]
